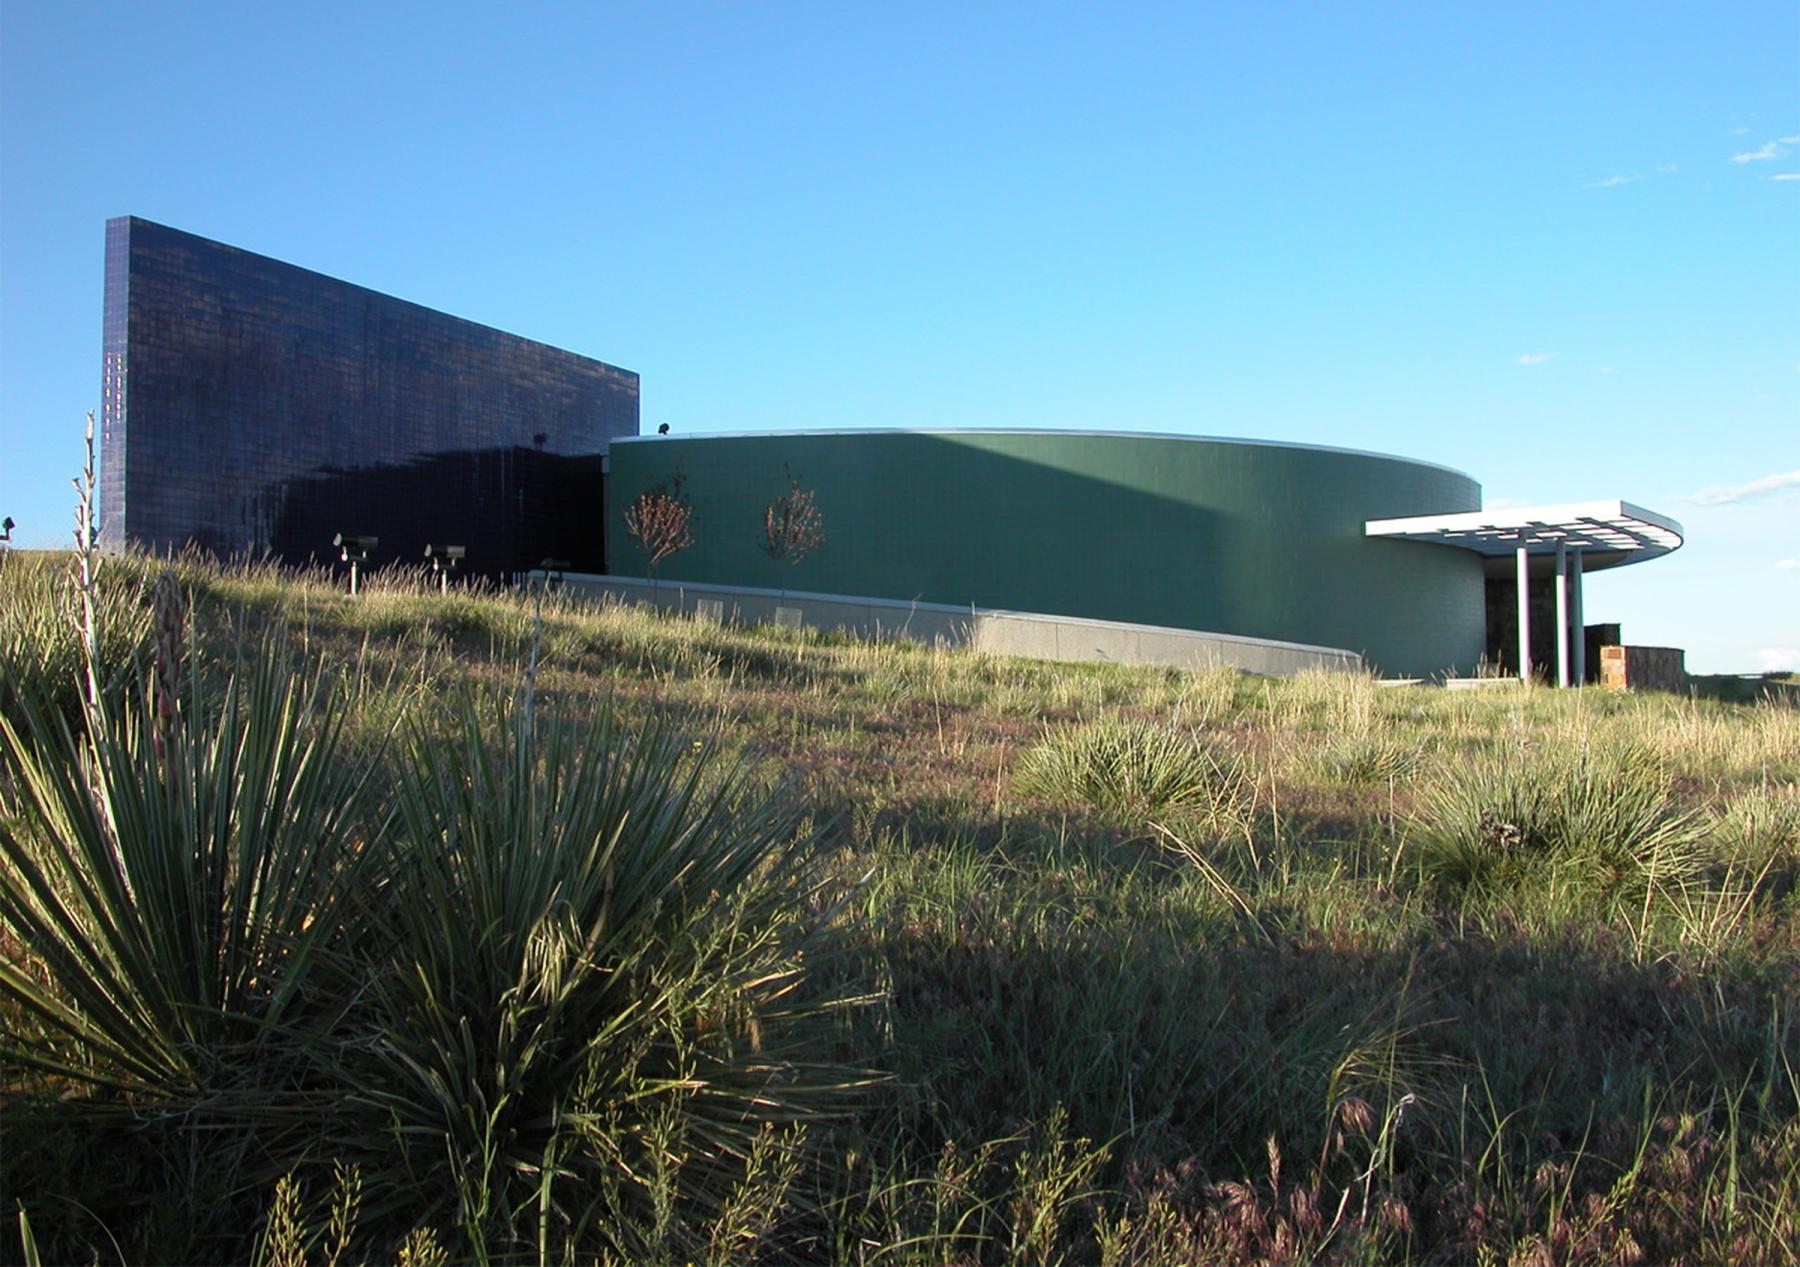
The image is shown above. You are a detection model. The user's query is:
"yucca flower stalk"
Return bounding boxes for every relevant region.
[68,410,103,712]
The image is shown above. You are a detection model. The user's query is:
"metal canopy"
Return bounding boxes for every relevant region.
[1364,499,1683,567]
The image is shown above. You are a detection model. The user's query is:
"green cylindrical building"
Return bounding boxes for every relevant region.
[606,430,1486,678]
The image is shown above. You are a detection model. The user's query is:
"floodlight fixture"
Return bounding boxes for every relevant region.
[333,533,378,595]
[538,557,571,591]
[425,543,466,592]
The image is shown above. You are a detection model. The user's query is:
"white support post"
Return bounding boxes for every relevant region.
[1554,541,1569,688]
[1570,546,1585,686]
[1516,542,1531,684]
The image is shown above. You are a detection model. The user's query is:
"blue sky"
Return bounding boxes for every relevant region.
[2,2,1794,673]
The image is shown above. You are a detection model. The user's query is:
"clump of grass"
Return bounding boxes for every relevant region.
[0,551,151,729]
[1636,693,1800,791]
[1698,783,1800,921]
[1271,667,1381,734]
[1170,666,1243,727]
[820,1107,1114,1267]
[1013,715,1248,832]
[1715,783,1800,866]
[1413,740,1707,903]
[860,667,916,711]
[1300,733,1424,788]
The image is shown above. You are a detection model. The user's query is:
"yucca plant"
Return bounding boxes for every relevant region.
[0,638,379,1099]
[0,627,385,1262]
[1413,741,1706,903]
[340,691,859,1261]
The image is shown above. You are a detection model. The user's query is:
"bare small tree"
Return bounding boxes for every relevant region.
[760,465,825,603]
[622,471,694,600]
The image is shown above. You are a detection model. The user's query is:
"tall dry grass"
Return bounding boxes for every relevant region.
[3,549,1796,1264]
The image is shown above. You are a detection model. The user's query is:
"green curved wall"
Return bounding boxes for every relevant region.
[605,431,1486,677]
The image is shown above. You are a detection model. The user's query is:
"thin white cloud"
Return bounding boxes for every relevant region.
[1774,173,1800,181]
[1729,126,1751,136]
[1732,134,1800,162]
[1516,352,1554,365]
[1599,366,1617,374]
[1585,165,1677,188]
[1754,646,1800,673]
[1674,469,1800,507]
[1777,559,1800,571]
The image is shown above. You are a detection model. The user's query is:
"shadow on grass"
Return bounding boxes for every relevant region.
[851,909,1796,1193]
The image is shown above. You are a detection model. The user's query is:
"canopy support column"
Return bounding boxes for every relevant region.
[1570,545,1586,685]
[1516,542,1531,684]
[1555,542,1570,688]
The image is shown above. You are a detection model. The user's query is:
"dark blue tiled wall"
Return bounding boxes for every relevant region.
[99,217,636,576]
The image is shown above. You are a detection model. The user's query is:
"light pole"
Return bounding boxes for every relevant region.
[334,533,377,596]
[425,543,465,593]
[538,558,570,592]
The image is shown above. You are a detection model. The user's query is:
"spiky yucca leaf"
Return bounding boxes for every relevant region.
[0,643,377,1097]
[344,692,857,1259]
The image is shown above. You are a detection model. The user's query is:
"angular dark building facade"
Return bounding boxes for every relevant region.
[100,217,636,575]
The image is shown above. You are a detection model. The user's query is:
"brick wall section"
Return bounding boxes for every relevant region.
[1600,645,1688,693]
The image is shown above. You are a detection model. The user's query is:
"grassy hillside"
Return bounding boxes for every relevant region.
[3,549,1796,1265]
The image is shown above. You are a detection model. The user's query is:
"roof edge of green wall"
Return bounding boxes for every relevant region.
[613,426,1476,485]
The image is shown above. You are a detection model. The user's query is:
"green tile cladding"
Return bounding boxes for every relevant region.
[606,431,1487,678]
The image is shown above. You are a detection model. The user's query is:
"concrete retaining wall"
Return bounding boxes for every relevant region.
[557,574,1363,677]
